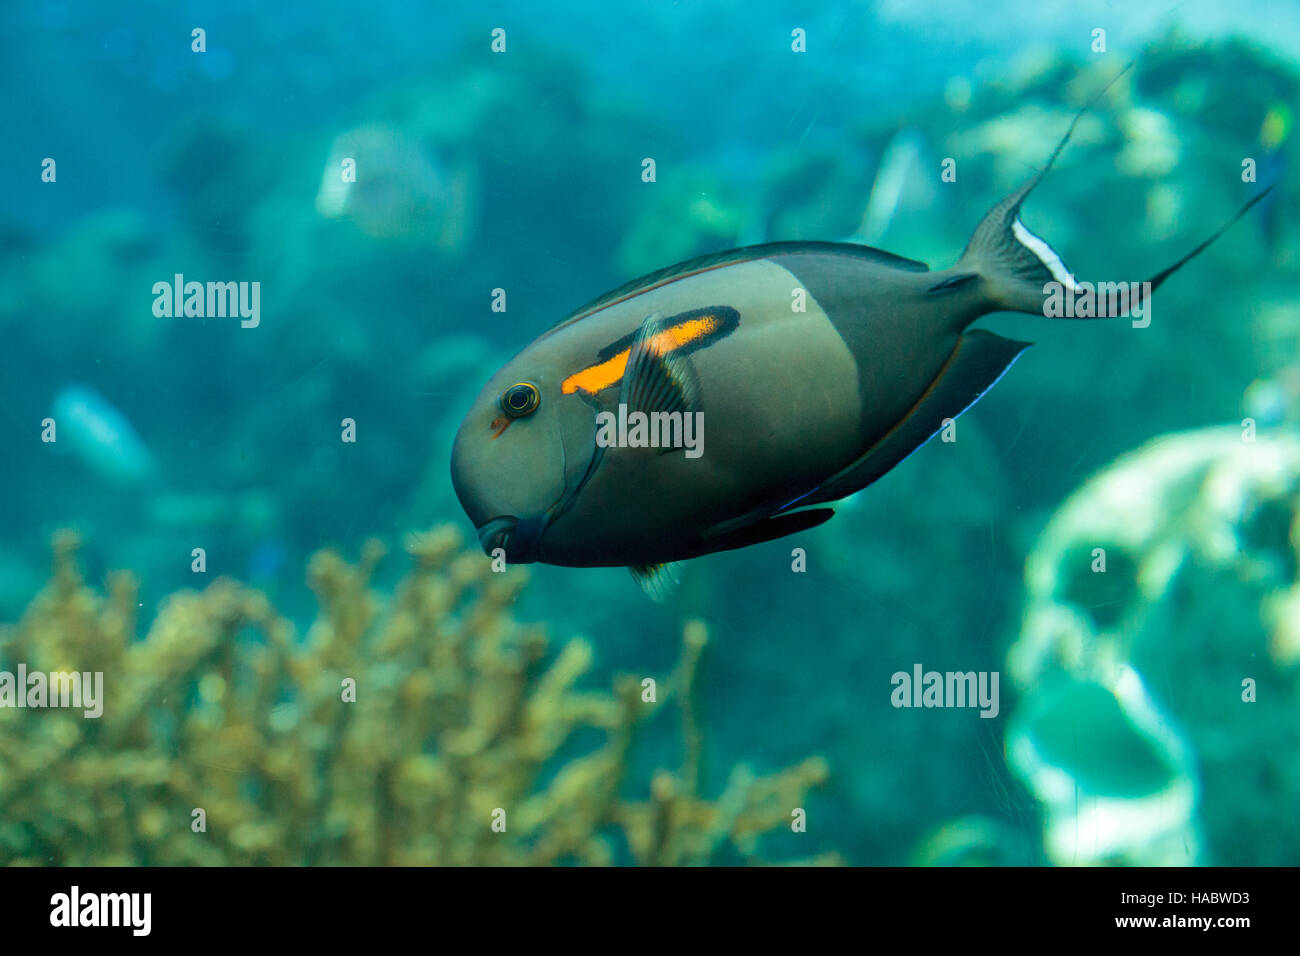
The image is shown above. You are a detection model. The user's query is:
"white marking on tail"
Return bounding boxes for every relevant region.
[1012,218,1077,291]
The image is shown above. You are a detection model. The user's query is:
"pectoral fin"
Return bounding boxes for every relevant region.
[620,312,702,416]
[629,561,683,602]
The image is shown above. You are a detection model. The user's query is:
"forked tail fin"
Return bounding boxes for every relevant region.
[953,62,1274,320]
[953,64,1131,316]
[1137,184,1276,303]
[963,179,1275,320]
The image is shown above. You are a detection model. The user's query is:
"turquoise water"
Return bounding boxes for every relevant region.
[3,2,1298,866]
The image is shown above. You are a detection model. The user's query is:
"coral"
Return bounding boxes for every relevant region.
[1005,427,1300,865]
[0,527,834,866]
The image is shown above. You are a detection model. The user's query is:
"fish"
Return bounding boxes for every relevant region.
[50,384,156,486]
[450,83,1272,600]
[852,127,931,245]
[316,122,475,252]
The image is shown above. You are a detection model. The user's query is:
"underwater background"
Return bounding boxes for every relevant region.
[3,1,1299,865]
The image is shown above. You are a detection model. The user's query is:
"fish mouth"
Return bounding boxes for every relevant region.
[476,514,545,563]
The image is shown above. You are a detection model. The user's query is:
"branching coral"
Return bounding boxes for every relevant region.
[0,527,834,866]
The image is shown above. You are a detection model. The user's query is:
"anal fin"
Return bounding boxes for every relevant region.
[702,507,835,556]
[793,329,1031,507]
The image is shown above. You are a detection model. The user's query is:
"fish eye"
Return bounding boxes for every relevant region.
[500,382,540,418]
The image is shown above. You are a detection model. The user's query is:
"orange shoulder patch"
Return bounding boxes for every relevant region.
[561,311,729,396]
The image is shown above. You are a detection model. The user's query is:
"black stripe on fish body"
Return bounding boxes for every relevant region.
[770,249,981,443]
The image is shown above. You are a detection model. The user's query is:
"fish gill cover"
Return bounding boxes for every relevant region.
[0,0,1298,879]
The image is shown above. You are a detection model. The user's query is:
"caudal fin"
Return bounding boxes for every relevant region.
[955,62,1274,320]
[1140,184,1276,298]
[954,65,1132,316]
[955,197,1081,315]
[962,171,1276,320]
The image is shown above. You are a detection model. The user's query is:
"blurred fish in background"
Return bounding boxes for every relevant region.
[315,122,477,253]
[852,126,935,244]
[48,383,156,486]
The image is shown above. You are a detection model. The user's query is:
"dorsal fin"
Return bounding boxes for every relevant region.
[551,241,930,332]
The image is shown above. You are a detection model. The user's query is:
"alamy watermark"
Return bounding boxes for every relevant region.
[152,274,260,328]
[1043,279,1152,328]
[890,663,999,718]
[0,665,103,718]
[50,886,150,936]
[595,404,704,458]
